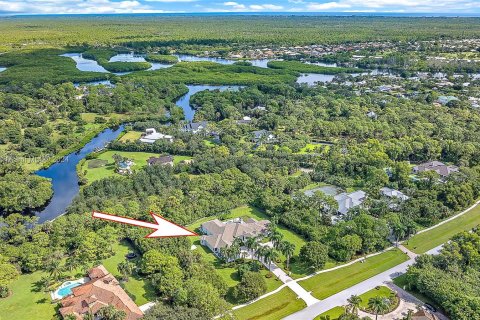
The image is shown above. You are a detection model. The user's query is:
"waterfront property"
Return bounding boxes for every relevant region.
[59,265,143,320]
[139,128,173,143]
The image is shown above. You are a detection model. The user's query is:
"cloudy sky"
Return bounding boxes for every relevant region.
[0,0,478,15]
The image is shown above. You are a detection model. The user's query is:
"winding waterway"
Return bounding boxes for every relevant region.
[34,126,124,223]
[34,84,242,222]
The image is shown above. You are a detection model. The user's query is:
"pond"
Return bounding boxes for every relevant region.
[0,67,6,73]
[34,125,124,223]
[176,85,243,121]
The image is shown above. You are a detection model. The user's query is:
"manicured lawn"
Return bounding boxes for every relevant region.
[299,249,409,300]
[80,150,192,183]
[119,130,142,142]
[358,286,394,309]
[314,306,346,320]
[0,271,57,320]
[233,287,306,320]
[405,202,480,253]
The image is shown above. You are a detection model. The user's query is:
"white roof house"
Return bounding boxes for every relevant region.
[139,128,173,144]
[380,187,409,201]
[334,190,367,215]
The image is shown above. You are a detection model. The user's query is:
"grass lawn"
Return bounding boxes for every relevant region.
[0,241,153,320]
[299,182,327,192]
[233,287,306,320]
[80,150,192,183]
[405,202,480,253]
[358,286,394,309]
[0,271,57,320]
[314,306,346,320]
[299,249,409,300]
[119,130,142,143]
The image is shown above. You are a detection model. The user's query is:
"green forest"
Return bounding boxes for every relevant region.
[0,14,480,320]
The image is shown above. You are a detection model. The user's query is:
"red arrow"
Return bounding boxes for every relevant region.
[92,211,197,238]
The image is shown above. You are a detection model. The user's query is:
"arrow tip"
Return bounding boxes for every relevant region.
[146,213,198,238]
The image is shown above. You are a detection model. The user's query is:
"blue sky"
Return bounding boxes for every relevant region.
[0,0,479,15]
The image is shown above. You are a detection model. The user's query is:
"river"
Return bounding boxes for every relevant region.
[34,126,124,223]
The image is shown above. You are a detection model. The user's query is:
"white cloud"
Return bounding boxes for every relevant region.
[223,1,246,9]
[249,4,284,10]
[0,0,179,14]
[306,0,479,12]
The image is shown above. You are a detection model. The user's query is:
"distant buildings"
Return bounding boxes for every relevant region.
[413,161,459,178]
[139,128,173,144]
[59,265,143,320]
[200,218,270,257]
[436,95,459,106]
[251,130,276,144]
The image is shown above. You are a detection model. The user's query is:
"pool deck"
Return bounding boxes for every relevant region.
[50,277,89,301]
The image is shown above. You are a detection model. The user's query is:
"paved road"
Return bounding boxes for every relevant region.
[283,244,443,320]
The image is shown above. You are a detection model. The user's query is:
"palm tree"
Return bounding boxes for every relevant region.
[368,296,390,320]
[245,237,258,255]
[46,260,63,282]
[346,294,362,315]
[280,241,296,270]
[264,248,279,272]
[270,232,284,250]
[230,243,241,261]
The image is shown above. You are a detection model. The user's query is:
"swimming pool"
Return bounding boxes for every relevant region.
[52,279,86,300]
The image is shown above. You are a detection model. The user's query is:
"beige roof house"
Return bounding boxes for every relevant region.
[59,265,143,320]
[413,161,459,177]
[200,218,269,254]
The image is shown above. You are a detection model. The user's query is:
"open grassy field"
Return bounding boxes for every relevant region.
[0,241,152,320]
[299,249,409,300]
[405,202,480,253]
[80,150,192,183]
[233,287,306,320]
[0,271,57,320]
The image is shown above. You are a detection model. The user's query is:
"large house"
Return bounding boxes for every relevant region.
[334,190,367,215]
[182,121,208,134]
[251,130,276,144]
[146,155,174,166]
[200,218,270,256]
[380,187,409,201]
[413,161,459,178]
[59,265,143,320]
[139,128,173,144]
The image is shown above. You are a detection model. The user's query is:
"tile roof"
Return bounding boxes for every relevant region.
[201,218,269,251]
[59,265,143,320]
